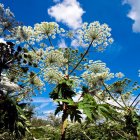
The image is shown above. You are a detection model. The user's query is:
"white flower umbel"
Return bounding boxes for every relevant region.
[12,26,34,42]
[44,49,68,67]
[0,3,16,34]
[115,72,125,78]
[77,21,113,51]
[81,60,114,88]
[34,22,64,40]
[44,68,63,84]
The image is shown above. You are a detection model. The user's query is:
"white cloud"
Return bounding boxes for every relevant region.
[31,97,54,111]
[43,109,55,114]
[32,97,52,103]
[71,37,89,48]
[35,103,50,111]
[48,0,85,29]
[123,0,140,32]
[58,39,67,48]
[36,115,47,120]
[71,39,79,47]
[30,97,58,118]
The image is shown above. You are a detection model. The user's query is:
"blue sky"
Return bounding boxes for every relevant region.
[1,0,140,118]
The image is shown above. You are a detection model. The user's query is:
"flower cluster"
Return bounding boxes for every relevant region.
[44,68,64,84]
[40,47,83,85]
[0,3,19,37]
[8,22,65,46]
[81,60,114,88]
[115,72,125,78]
[30,75,44,87]
[12,26,34,42]
[0,4,14,17]
[34,22,65,40]
[44,48,68,67]
[77,21,114,51]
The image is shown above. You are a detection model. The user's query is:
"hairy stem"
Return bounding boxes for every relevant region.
[61,102,68,140]
[120,92,127,107]
[130,93,140,107]
[20,67,46,87]
[68,39,94,75]
[102,81,125,109]
[133,100,140,108]
[47,35,54,47]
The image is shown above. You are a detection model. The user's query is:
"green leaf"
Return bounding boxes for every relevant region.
[55,105,63,115]
[17,122,24,128]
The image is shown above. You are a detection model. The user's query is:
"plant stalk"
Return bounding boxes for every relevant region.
[102,81,125,109]
[61,103,67,140]
[68,39,94,75]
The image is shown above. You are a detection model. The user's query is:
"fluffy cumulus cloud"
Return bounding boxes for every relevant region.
[123,0,140,32]
[48,0,85,29]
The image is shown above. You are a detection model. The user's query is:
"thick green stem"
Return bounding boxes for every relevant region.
[61,103,67,140]
[60,52,69,140]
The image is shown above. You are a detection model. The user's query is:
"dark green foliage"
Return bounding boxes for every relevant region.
[124,111,140,139]
[0,92,33,139]
[51,79,83,123]
[65,123,88,140]
[26,126,61,140]
[50,79,76,100]
[78,94,118,121]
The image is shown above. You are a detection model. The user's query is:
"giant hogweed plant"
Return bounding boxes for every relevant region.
[0,3,140,140]
[14,21,140,139]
